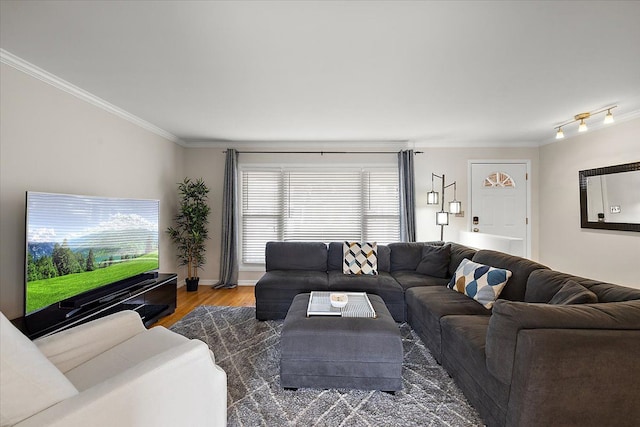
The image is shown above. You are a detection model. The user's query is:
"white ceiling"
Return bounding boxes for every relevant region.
[2,1,640,147]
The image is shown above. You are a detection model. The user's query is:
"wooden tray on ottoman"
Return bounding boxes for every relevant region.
[306,291,377,318]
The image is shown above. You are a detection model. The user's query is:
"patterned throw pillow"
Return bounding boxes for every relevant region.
[447,258,512,309]
[343,242,378,275]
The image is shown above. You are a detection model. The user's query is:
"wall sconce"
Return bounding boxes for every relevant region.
[429,173,460,240]
[555,106,616,139]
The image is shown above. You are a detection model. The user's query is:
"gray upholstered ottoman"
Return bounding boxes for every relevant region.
[280,293,403,391]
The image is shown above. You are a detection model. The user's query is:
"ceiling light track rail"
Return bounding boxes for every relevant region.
[555,105,617,139]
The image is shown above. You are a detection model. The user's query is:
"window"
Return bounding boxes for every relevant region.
[240,168,399,264]
[483,172,516,188]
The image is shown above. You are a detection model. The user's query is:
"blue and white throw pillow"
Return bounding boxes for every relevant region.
[343,242,378,275]
[447,258,511,309]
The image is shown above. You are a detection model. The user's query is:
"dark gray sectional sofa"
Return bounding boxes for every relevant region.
[254,240,640,427]
[255,241,407,321]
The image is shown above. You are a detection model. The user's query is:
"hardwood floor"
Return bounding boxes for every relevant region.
[154,285,256,328]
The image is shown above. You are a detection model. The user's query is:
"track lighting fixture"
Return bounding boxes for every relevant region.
[554,106,616,138]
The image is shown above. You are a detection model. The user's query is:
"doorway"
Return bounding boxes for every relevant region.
[468,161,530,258]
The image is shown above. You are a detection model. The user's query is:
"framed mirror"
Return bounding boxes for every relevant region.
[579,161,640,232]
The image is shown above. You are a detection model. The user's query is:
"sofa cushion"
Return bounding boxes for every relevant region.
[549,280,598,305]
[328,270,401,292]
[415,244,451,278]
[405,286,491,363]
[64,326,190,391]
[0,311,78,426]
[255,270,329,320]
[388,241,443,272]
[265,241,328,271]
[328,242,390,272]
[390,271,449,291]
[524,270,575,303]
[440,315,509,427]
[388,242,425,271]
[525,269,640,303]
[472,250,548,302]
[447,242,477,276]
[255,270,328,295]
[486,299,640,385]
[328,271,405,322]
[448,258,512,309]
[343,241,378,275]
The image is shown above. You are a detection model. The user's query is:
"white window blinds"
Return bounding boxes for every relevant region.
[241,171,282,264]
[240,168,399,264]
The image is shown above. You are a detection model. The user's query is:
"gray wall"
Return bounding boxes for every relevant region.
[539,117,640,287]
[0,63,185,319]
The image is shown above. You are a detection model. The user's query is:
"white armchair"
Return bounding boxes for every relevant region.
[0,310,227,427]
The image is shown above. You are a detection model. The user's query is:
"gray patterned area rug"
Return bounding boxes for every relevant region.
[170,306,484,427]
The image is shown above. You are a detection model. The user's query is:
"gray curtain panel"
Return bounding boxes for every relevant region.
[398,150,416,242]
[215,148,239,288]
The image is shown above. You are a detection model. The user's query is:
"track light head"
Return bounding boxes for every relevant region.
[578,119,588,132]
[604,109,614,124]
[556,127,564,139]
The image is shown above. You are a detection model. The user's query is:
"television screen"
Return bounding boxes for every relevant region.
[25,192,159,315]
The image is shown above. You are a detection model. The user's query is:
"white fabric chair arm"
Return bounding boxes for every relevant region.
[34,311,146,373]
[15,340,227,427]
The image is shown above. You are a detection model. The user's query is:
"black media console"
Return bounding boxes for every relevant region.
[14,273,177,339]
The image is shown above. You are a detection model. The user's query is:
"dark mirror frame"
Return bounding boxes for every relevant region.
[579,161,640,232]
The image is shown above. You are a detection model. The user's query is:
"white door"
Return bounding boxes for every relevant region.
[469,162,528,257]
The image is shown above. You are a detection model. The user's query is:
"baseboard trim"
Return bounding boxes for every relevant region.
[177,279,255,287]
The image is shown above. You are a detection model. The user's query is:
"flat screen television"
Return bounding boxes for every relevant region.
[25,191,160,316]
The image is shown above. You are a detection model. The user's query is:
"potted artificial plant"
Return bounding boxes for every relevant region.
[167,177,211,291]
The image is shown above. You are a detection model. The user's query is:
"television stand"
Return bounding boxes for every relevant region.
[14,273,177,339]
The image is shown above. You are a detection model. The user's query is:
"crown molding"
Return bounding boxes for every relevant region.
[412,139,540,149]
[0,49,184,146]
[183,138,541,150]
[180,139,411,150]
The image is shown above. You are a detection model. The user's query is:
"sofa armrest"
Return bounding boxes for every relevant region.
[506,329,640,427]
[486,299,640,384]
[34,311,146,373]
[15,340,227,427]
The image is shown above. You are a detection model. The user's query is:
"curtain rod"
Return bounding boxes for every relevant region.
[223,150,423,155]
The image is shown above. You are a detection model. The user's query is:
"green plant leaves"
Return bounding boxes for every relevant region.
[166,178,211,278]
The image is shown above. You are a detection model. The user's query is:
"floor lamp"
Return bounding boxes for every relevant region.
[427,173,461,241]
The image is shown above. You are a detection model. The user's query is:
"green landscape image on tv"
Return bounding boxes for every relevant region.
[26,192,159,314]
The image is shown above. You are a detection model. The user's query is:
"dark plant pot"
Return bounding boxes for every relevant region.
[185,277,199,292]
